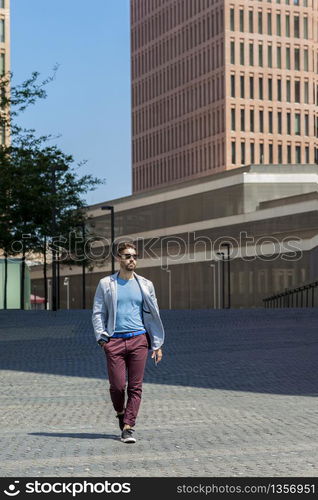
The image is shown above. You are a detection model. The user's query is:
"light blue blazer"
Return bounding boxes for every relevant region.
[92,271,165,351]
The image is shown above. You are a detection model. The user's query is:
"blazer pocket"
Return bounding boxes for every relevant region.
[143,309,151,314]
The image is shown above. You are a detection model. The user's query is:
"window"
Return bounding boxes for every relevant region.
[268,45,272,67]
[276,14,281,36]
[268,78,273,100]
[240,75,245,98]
[259,77,263,99]
[259,110,264,132]
[294,15,300,38]
[240,109,245,131]
[241,142,245,165]
[258,12,263,34]
[269,143,273,163]
[294,48,300,70]
[267,13,272,35]
[277,79,282,101]
[287,144,292,163]
[260,143,264,163]
[286,47,291,69]
[295,113,301,135]
[304,49,308,71]
[277,111,282,133]
[231,41,235,64]
[278,144,283,164]
[0,1,4,8]
[258,44,263,66]
[240,42,245,65]
[287,111,291,134]
[0,19,4,43]
[286,15,290,37]
[240,10,244,31]
[249,44,254,65]
[269,110,273,133]
[230,8,235,30]
[231,108,236,130]
[249,76,254,98]
[231,74,235,97]
[304,81,309,103]
[250,109,255,131]
[231,141,236,163]
[277,46,282,68]
[305,146,309,163]
[295,145,301,164]
[286,79,291,102]
[305,114,309,136]
[0,53,4,76]
[304,18,308,39]
[251,142,255,163]
[295,81,300,102]
[249,10,253,33]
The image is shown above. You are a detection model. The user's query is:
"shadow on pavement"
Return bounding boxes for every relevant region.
[0,309,318,397]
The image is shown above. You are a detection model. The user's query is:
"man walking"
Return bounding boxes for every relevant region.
[92,242,165,443]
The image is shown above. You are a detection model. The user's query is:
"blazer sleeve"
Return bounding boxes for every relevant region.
[92,280,109,342]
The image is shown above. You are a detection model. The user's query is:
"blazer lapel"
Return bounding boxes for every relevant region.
[109,272,119,331]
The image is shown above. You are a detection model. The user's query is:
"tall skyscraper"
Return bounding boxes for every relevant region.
[131,0,318,193]
[0,0,10,145]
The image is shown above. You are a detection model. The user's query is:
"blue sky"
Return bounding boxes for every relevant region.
[11,0,131,206]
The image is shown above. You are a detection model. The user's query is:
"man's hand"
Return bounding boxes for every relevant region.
[151,348,163,364]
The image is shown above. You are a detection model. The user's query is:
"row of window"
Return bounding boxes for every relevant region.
[230,74,311,104]
[134,140,224,191]
[231,141,312,165]
[131,0,219,29]
[257,0,310,5]
[132,6,223,55]
[134,76,225,134]
[133,107,225,162]
[231,108,310,136]
[231,41,310,72]
[133,46,224,105]
[230,8,309,39]
[132,19,224,79]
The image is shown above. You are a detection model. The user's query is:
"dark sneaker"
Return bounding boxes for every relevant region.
[121,428,136,443]
[116,413,125,431]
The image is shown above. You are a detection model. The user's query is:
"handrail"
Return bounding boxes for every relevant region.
[263,280,318,308]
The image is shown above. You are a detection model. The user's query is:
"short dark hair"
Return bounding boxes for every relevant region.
[116,241,136,256]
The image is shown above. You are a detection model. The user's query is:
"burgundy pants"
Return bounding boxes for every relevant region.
[103,333,149,427]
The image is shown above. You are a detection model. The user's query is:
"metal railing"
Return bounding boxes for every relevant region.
[263,280,318,308]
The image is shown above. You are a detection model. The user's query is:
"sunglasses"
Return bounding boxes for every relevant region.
[119,253,138,260]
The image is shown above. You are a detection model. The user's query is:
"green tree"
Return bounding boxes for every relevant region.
[0,69,104,309]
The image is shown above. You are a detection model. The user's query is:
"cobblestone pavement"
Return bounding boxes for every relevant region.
[0,308,318,477]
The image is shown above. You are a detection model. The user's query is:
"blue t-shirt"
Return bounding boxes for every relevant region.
[114,276,145,333]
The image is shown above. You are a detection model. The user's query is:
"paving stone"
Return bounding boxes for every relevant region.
[0,308,317,476]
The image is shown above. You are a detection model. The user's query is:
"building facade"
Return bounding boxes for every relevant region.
[0,0,10,145]
[131,0,318,193]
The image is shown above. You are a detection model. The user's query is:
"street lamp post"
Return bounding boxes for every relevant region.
[51,167,58,312]
[101,205,115,274]
[216,251,225,309]
[221,243,231,309]
[82,222,86,309]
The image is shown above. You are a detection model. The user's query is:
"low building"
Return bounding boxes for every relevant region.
[30,164,318,309]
